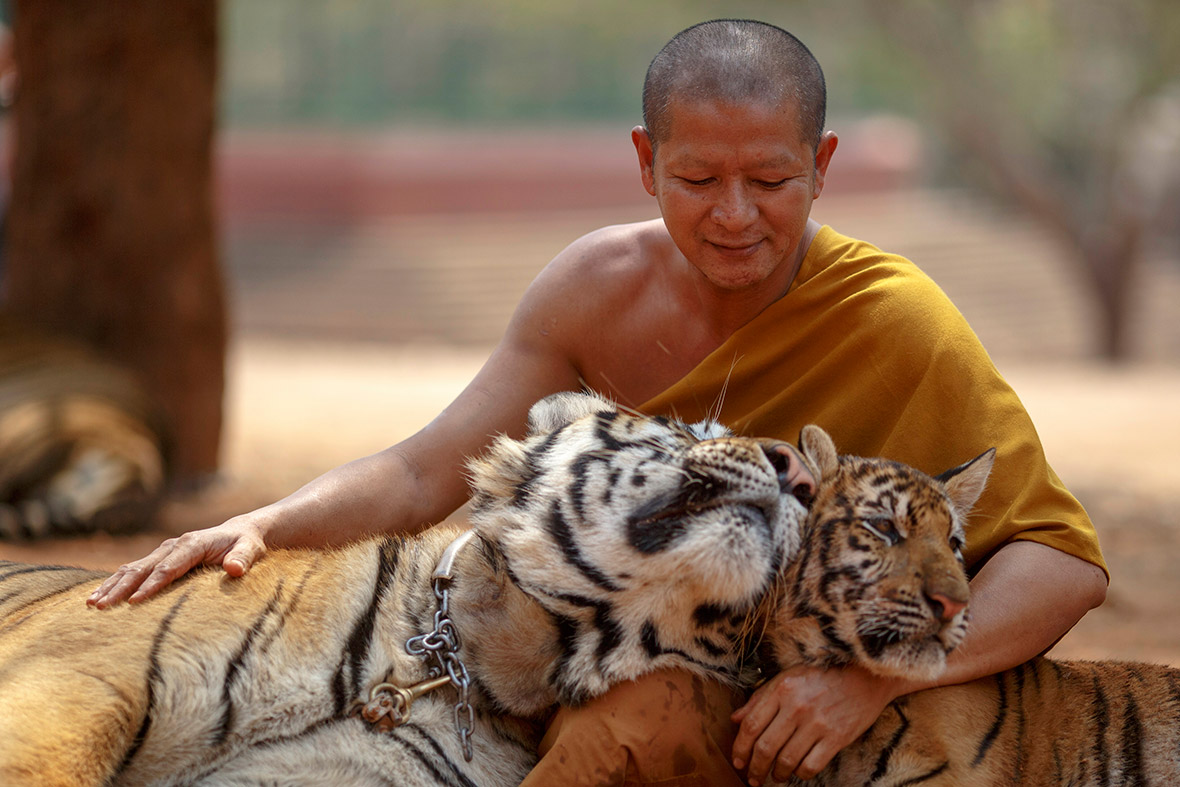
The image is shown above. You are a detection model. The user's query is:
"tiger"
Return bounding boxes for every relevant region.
[0,391,814,787]
[763,424,1180,787]
[0,316,169,539]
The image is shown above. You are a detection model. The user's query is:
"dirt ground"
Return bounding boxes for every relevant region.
[1,339,1178,667]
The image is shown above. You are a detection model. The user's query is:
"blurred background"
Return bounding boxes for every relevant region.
[1,0,1178,662]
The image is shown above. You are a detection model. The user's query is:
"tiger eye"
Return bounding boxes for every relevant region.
[862,516,901,545]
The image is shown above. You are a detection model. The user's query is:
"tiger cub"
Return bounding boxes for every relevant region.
[0,392,812,787]
[768,425,1180,787]
[0,317,168,538]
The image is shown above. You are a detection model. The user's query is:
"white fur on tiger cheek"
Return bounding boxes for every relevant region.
[858,605,969,681]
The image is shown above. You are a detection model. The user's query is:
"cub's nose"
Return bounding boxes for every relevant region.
[925,591,967,623]
[760,441,816,507]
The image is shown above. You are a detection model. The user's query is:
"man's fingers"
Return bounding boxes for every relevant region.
[742,715,808,787]
[88,541,178,608]
[126,560,194,604]
[88,570,126,604]
[766,736,821,784]
[87,567,138,609]
[125,533,228,603]
[222,537,265,577]
[730,689,774,768]
[791,739,840,781]
[88,531,233,608]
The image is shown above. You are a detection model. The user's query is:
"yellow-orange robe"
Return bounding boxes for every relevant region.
[641,226,1106,577]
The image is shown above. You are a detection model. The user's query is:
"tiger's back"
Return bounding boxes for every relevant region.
[0,531,537,787]
[815,657,1180,786]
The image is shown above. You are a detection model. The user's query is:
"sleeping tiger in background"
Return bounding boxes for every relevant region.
[764,425,1180,787]
[0,391,814,787]
[0,316,169,539]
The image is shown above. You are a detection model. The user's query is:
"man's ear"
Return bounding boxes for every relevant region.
[631,125,657,197]
[812,130,839,199]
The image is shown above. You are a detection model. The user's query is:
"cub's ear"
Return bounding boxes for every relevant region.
[935,448,996,516]
[799,425,839,482]
[527,392,617,435]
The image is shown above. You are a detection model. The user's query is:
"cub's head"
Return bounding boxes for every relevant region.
[770,426,994,681]
[466,392,815,702]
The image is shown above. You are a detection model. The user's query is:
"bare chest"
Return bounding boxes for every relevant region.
[575,312,726,408]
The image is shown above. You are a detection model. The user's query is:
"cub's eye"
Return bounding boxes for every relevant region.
[949,535,965,557]
[861,516,900,546]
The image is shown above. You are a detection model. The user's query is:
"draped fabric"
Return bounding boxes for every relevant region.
[640,226,1106,577]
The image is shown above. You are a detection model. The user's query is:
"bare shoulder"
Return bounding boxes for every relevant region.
[519,219,673,316]
[436,221,674,436]
[544,218,672,282]
[511,218,673,336]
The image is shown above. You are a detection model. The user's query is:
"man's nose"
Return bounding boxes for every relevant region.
[711,182,757,229]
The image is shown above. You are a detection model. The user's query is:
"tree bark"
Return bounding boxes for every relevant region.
[5,0,225,481]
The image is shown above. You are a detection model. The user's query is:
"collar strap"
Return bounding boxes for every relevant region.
[434,528,477,582]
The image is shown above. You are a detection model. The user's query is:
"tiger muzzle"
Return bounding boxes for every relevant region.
[757,439,816,508]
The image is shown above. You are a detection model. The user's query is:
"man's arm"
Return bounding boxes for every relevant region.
[731,541,1107,785]
[87,249,595,608]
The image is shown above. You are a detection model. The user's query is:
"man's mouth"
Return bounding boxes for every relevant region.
[709,239,762,256]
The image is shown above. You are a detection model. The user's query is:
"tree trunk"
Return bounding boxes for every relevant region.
[5,0,225,482]
[1081,236,1140,363]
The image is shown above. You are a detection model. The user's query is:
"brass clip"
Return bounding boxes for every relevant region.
[355,674,453,730]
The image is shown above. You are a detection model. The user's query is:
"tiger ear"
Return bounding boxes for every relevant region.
[527,392,617,435]
[935,448,996,516]
[799,425,839,482]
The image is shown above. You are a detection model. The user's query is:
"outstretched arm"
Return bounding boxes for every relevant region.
[87,265,591,608]
[731,541,1107,785]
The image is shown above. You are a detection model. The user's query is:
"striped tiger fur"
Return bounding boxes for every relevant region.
[766,425,1180,786]
[0,391,812,786]
[0,317,168,539]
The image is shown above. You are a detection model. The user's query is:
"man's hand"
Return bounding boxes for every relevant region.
[87,516,266,609]
[730,663,902,785]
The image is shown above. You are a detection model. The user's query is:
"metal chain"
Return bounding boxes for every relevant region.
[405,578,476,761]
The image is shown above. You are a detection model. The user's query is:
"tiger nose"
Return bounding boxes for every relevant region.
[759,441,816,507]
[925,591,967,622]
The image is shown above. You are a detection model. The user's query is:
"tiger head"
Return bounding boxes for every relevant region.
[769,425,994,682]
[463,392,815,705]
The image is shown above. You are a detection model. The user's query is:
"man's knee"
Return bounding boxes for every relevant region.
[524,669,747,786]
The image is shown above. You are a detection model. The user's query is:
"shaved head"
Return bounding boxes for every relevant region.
[642,20,827,152]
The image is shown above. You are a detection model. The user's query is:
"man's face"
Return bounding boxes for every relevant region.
[633,96,834,293]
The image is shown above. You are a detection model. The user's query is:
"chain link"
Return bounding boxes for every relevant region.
[406,578,476,761]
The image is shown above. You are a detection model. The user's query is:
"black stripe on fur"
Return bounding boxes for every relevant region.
[1010,661,1027,784]
[1120,684,1146,784]
[398,723,481,787]
[871,703,911,782]
[972,671,1007,767]
[893,761,949,786]
[0,572,100,634]
[546,501,621,592]
[332,538,403,714]
[113,588,193,779]
[1091,671,1111,784]
[214,579,286,746]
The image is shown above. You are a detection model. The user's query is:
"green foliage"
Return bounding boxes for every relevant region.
[220,0,1178,218]
[221,0,837,127]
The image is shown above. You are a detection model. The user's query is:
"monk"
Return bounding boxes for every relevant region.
[89,19,1107,786]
